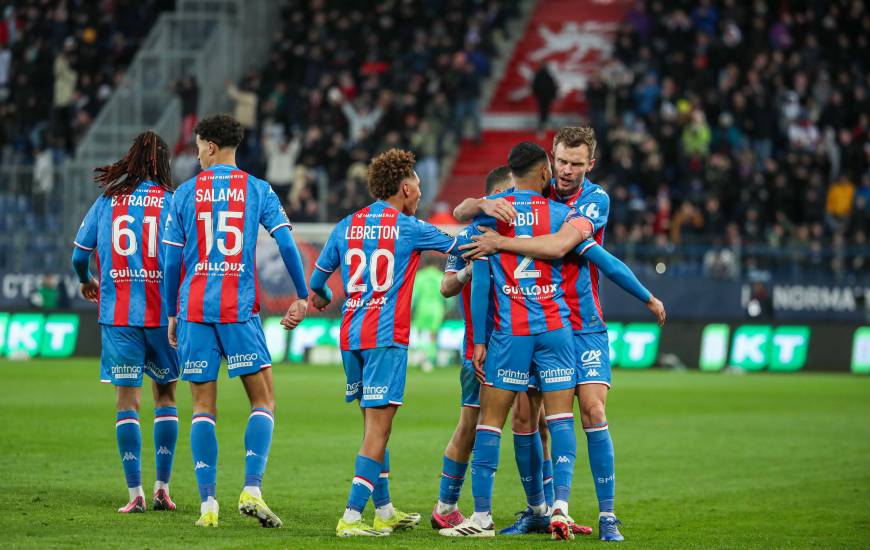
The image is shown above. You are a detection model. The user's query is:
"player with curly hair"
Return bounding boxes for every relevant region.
[309,148,469,537]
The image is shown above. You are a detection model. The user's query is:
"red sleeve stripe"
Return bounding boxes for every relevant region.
[73,241,93,251]
[578,241,596,255]
[268,222,292,235]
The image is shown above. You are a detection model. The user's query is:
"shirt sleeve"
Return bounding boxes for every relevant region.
[444,253,467,273]
[162,192,185,247]
[260,185,292,235]
[573,190,610,233]
[314,224,341,274]
[413,218,458,254]
[73,198,101,251]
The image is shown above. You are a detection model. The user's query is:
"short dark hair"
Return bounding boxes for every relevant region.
[485,165,511,194]
[194,114,244,149]
[367,148,416,200]
[552,126,597,159]
[508,141,547,177]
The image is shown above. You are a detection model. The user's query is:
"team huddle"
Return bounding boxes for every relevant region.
[72,115,665,540]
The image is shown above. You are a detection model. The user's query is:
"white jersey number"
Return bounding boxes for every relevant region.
[513,235,541,279]
[197,211,244,256]
[345,248,395,293]
[112,214,158,257]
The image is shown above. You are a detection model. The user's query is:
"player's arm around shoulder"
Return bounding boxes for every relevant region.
[453,195,518,224]
[459,206,585,260]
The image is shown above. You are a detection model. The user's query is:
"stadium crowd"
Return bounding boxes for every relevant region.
[587,0,868,281]
[0,0,174,160]
[207,0,519,223]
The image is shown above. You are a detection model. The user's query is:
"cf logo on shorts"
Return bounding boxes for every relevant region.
[581,350,602,368]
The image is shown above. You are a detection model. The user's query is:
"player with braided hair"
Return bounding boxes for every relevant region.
[71,130,181,514]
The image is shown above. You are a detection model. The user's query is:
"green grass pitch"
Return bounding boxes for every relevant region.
[0,359,868,549]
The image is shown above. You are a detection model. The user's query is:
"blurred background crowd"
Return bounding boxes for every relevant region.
[0,0,867,285]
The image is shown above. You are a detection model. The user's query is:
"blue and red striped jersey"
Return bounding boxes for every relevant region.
[315,201,460,351]
[73,181,173,327]
[162,164,291,323]
[445,253,494,362]
[469,189,574,336]
[552,178,611,333]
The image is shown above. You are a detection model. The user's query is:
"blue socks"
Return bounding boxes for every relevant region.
[471,425,502,513]
[116,410,142,488]
[542,458,554,507]
[191,413,218,502]
[244,408,274,488]
[347,454,382,512]
[546,413,577,508]
[512,430,545,508]
[372,448,391,508]
[153,406,178,484]
[585,423,615,513]
[439,455,469,505]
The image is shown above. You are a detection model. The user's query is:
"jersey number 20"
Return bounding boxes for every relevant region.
[345,249,395,293]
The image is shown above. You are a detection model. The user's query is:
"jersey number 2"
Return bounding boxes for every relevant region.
[345,249,395,293]
[513,235,541,279]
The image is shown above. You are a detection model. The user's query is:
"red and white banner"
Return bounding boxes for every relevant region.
[488,0,632,116]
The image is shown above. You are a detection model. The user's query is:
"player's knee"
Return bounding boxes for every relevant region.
[581,400,606,426]
[116,388,140,411]
[511,411,534,434]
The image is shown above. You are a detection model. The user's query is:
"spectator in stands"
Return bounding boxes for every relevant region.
[173,76,199,154]
[532,62,557,136]
[51,40,75,152]
[263,127,300,199]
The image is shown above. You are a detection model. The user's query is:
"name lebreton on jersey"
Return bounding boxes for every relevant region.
[472,189,574,336]
[551,178,611,333]
[74,181,172,327]
[314,200,461,350]
[163,164,292,323]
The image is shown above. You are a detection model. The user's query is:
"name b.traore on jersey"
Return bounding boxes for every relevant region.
[162,165,291,323]
[74,181,172,327]
[313,200,462,350]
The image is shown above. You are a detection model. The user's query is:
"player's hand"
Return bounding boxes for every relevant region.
[311,293,330,311]
[281,298,308,330]
[80,279,99,303]
[480,198,517,224]
[167,317,178,349]
[459,226,503,260]
[646,295,666,326]
[472,344,487,383]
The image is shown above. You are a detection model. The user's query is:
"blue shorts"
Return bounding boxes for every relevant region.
[574,331,611,388]
[177,315,272,383]
[460,360,480,408]
[484,327,576,392]
[100,325,179,387]
[341,347,408,408]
